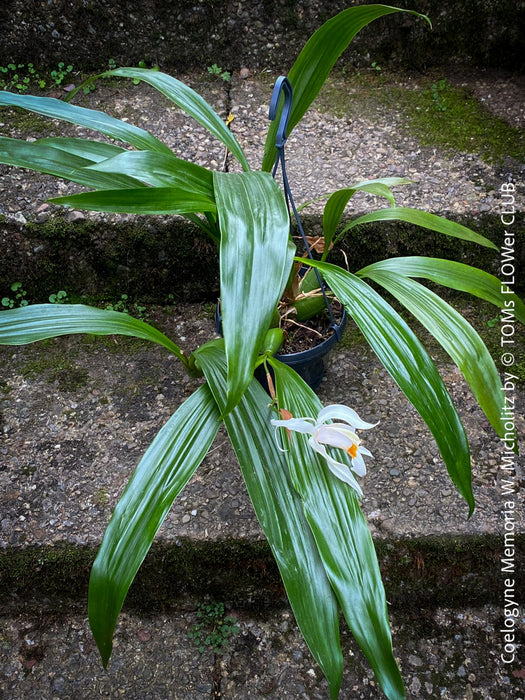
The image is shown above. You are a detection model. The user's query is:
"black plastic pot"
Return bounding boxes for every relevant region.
[215,305,347,391]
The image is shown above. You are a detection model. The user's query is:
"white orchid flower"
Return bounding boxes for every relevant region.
[271,404,377,497]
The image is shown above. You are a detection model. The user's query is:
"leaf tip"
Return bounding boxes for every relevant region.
[99,642,113,670]
[221,393,240,420]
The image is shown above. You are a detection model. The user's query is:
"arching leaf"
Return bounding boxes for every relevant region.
[106,68,250,171]
[88,150,213,195]
[89,384,221,666]
[0,91,172,154]
[0,304,187,364]
[50,187,216,215]
[362,269,509,440]
[340,207,497,249]
[303,260,474,514]
[0,136,144,189]
[262,5,430,170]
[359,256,525,323]
[322,178,411,257]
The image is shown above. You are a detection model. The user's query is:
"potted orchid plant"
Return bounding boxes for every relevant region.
[0,4,523,698]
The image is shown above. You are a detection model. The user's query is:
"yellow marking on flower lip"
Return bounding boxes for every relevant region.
[347,443,358,459]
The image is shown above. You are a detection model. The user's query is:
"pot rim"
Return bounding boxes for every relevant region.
[214,302,347,363]
[275,307,347,364]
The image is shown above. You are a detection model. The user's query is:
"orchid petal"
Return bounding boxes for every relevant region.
[312,440,364,498]
[270,417,316,435]
[350,451,367,477]
[315,425,360,451]
[317,404,378,430]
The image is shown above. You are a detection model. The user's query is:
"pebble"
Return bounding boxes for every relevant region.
[410,676,422,694]
[409,654,423,667]
[10,212,27,225]
[66,210,86,223]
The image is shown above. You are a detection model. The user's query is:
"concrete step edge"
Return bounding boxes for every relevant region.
[1,533,523,616]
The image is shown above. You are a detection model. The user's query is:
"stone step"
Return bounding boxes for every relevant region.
[1,605,523,699]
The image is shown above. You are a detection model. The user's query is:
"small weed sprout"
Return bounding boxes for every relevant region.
[207,64,231,82]
[133,304,148,320]
[50,62,74,87]
[104,294,149,319]
[133,61,149,84]
[429,78,449,111]
[49,290,69,304]
[189,602,239,654]
[105,294,130,314]
[2,282,28,308]
[0,61,75,92]
[486,314,503,328]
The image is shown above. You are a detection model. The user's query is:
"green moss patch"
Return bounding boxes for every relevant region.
[21,353,90,392]
[396,82,524,164]
[318,72,524,164]
[0,107,53,135]
[1,535,521,616]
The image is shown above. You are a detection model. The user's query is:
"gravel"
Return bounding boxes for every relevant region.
[1,606,523,699]
[1,68,523,226]
[228,74,502,218]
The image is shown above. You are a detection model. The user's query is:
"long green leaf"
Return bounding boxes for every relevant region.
[194,340,343,699]
[0,136,144,190]
[106,68,250,172]
[89,384,221,666]
[0,91,172,154]
[305,260,474,514]
[35,136,127,162]
[363,269,507,439]
[322,178,411,257]
[50,187,216,215]
[271,360,404,700]
[213,171,295,413]
[262,5,430,170]
[87,150,213,195]
[358,256,525,324]
[340,207,498,249]
[0,304,187,363]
